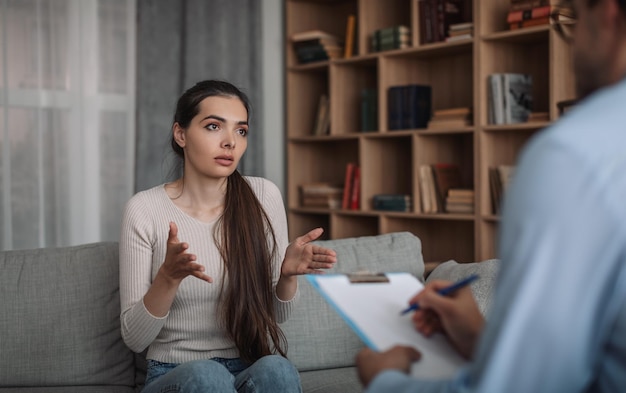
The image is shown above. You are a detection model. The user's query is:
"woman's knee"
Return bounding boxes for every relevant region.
[167,360,235,392]
[243,355,301,391]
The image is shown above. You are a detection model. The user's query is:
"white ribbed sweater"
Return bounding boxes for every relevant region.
[119,177,297,363]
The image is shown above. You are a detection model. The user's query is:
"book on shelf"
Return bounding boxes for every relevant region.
[371,25,410,52]
[312,94,330,136]
[431,163,464,213]
[349,165,361,210]
[419,165,436,213]
[341,163,360,210]
[344,14,356,58]
[527,111,549,122]
[291,30,343,64]
[488,165,516,214]
[446,21,473,42]
[418,0,472,45]
[509,16,549,29]
[360,88,378,132]
[299,183,343,209]
[507,5,554,23]
[388,84,432,130]
[373,194,413,212]
[427,106,472,129]
[445,188,474,214]
[488,73,533,124]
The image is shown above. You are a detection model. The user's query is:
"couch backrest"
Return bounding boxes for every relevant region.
[0,242,136,389]
[281,232,425,371]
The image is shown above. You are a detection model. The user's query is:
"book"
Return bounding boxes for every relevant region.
[360,88,378,132]
[503,73,533,123]
[509,0,550,12]
[373,194,413,212]
[448,188,474,198]
[306,273,468,378]
[419,165,434,213]
[341,163,357,210]
[388,84,432,130]
[509,16,550,29]
[507,5,554,23]
[349,165,361,210]
[371,25,411,52]
[300,183,343,209]
[344,14,356,58]
[313,94,329,136]
[291,30,341,43]
[431,163,463,213]
[489,73,532,124]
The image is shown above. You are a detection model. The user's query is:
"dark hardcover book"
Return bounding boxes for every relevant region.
[388,86,405,130]
[431,163,463,212]
[373,194,412,212]
[360,88,378,132]
[403,85,432,129]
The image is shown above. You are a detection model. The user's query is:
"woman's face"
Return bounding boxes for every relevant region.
[174,95,249,180]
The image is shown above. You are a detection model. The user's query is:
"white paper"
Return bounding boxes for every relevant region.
[307,273,467,379]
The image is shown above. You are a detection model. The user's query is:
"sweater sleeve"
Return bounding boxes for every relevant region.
[118,194,168,353]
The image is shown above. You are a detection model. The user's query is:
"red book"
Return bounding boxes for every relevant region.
[509,16,550,30]
[349,165,361,210]
[341,163,356,210]
[507,6,553,24]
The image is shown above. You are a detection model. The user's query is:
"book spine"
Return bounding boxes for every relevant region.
[507,6,553,23]
[388,86,404,130]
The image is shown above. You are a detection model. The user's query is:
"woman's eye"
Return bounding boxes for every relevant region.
[206,123,219,131]
[237,128,248,136]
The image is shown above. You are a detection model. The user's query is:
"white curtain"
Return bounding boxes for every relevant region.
[0,0,136,250]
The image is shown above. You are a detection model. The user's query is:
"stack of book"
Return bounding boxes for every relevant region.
[507,1,552,30]
[372,194,412,212]
[292,30,343,64]
[446,22,473,42]
[488,165,516,214]
[299,183,343,209]
[488,73,533,124]
[427,107,472,129]
[445,188,474,214]
[371,25,410,52]
[388,84,432,130]
[418,0,472,44]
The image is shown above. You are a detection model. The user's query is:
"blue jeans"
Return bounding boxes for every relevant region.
[142,355,302,393]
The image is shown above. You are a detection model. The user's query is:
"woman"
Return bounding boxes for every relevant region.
[119,80,337,392]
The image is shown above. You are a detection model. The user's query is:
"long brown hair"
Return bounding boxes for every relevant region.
[170,80,287,363]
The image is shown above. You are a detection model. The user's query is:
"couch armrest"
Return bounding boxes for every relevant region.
[426,259,500,317]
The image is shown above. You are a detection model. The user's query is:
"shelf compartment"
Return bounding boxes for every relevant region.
[361,136,413,211]
[287,139,358,209]
[380,46,474,131]
[287,69,329,138]
[358,0,412,56]
[381,216,475,263]
[330,58,378,135]
[286,0,357,67]
[479,37,550,126]
[288,211,331,242]
[477,219,499,261]
[479,128,539,216]
[330,213,379,239]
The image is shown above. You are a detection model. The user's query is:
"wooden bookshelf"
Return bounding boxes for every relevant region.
[285,0,575,264]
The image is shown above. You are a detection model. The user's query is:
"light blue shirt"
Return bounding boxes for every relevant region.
[367,78,626,393]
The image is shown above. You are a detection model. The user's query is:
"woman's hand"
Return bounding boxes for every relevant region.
[280,227,337,277]
[159,221,212,284]
[410,279,484,359]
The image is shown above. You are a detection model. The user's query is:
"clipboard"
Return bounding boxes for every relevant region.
[306,272,468,379]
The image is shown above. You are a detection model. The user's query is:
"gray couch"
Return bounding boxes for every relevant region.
[0,232,499,392]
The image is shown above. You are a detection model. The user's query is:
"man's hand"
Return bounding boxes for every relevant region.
[356,346,421,387]
[411,280,484,359]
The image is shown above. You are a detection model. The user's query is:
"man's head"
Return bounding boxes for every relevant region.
[567,0,626,97]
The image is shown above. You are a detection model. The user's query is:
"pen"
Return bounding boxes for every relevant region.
[400,274,480,315]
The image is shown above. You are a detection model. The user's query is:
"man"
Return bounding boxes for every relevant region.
[356,0,626,391]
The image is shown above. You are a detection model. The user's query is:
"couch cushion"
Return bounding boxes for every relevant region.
[0,242,135,388]
[426,259,500,316]
[299,367,362,393]
[282,232,424,371]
